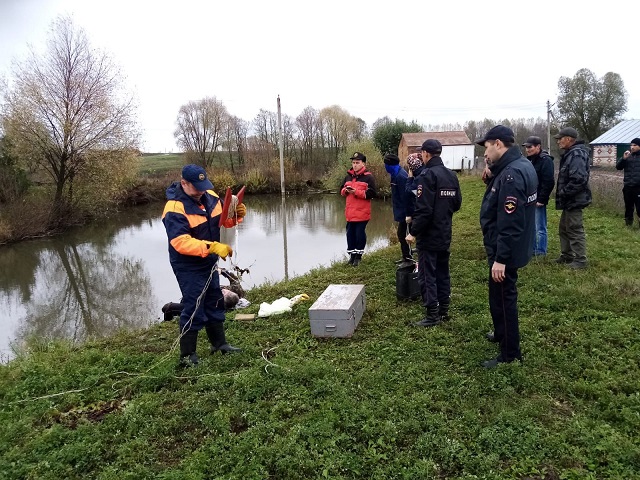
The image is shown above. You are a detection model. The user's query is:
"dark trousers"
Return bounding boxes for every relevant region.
[397,220,411,259]
[173,263,225,333]
[488,266,521,361]
[417,249,451,309]
[346,220,368,255]
[623,185,640,223]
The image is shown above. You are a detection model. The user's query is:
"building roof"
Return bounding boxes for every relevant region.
[402,131,472,146]
[590,119,640,145]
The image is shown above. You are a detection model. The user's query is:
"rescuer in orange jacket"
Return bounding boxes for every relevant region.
[162,164,246,367]
[340,152,376,266]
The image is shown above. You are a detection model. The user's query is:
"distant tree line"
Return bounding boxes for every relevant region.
[0,15,629,242]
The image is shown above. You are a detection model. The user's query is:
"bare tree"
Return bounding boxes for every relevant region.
[319,105,360,159]
[296,106,319,164]
[174,96,229,167]
[2,16,139,222]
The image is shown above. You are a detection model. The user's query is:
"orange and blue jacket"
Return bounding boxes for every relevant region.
[162,182,238,266]
[340,167,376,222]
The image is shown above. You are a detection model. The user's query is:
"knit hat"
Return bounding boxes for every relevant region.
[406,153,422,172]
[631,138,640,147]
[383,154,400,165]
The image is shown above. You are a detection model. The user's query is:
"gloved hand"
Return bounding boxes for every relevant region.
[235,202,246,218]
[207,241,233,260]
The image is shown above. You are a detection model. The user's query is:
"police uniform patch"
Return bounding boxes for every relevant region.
[504,196,517,214]
[417,184,423,198]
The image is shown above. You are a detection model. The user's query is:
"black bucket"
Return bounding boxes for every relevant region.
[396,263,420,301]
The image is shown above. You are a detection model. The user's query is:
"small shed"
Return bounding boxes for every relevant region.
[398,131,474,171]
[590,119,640,167]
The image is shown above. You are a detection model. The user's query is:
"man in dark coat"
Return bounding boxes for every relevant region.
[383,153,414,264]
[477,125,538,368]
[407,139,462,327]
[522,136,555,255]
[616,138,640,227]
[554,127,592,269]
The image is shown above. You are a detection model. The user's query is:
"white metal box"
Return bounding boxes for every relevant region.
[308,284,366,338]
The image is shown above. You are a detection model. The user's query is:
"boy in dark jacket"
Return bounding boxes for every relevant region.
[522,136,555,255]
[384,153,414,264]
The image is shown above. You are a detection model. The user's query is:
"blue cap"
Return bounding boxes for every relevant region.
[475,125,515,145]
[182,164,213,191]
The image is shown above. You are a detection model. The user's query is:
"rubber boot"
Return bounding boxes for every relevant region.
[414,304,441,327]
[206,323,241,354]
[352,253,361,266]
[347,254,355,265]
[178,330,199,367]
[439,302,451,322]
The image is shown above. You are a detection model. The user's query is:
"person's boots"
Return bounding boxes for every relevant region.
[206,323,241,354]
[414,304,441,327]
[348,253,355,265]
[352,253,361,266]
[178,330,199,367]
[438,302,451,322]
[625,218,633,227]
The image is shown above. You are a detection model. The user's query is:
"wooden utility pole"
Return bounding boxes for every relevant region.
[277,95,285,196]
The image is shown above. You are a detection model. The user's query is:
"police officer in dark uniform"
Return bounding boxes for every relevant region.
[408,139,462,327]
[476,126,538,368]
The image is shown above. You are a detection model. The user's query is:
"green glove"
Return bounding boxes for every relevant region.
[208,241,233,260]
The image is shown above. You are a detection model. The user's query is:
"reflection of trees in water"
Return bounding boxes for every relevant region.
[15,241,154,345]
[241,194,394,236]
[0,243,42,302]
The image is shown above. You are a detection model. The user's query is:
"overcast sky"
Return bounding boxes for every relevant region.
[1,0,638,152]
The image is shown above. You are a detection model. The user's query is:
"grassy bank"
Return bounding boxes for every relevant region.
[1,177,639,479]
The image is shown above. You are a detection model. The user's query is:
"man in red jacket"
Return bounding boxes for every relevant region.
[340,152,376,266]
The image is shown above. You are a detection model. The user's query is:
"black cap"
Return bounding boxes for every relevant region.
[475,125,515,145]
[383,154,400,165]
[522,136,542,147]
[631,138,640,146]
[553,127,578,139]
[420,139,442,154]
[350,152,366,162]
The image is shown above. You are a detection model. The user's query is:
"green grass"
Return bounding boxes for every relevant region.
[137,154,184,176]
[1,177,639,479]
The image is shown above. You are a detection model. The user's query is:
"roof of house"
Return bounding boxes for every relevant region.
[590,119,640,145]
[401,131,472,146]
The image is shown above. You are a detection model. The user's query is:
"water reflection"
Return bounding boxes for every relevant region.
[0,194,393,360]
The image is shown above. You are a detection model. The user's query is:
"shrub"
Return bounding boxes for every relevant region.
[210,170,237,193]
[243,168,269,194]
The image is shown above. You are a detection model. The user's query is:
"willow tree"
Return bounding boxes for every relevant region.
[2,16,139,223]
[556,68,627,142]
[174,97,229,167]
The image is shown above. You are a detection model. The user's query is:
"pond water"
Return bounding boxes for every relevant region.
[0,194,395,360]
